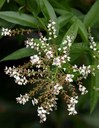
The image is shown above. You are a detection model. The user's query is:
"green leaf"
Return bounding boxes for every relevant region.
[0,11,40,28]
[0,19,13,27]
[71,8,84,18]
[90,74,98,113]
[70,43,90,63]
[55,9,71,15]
[77,19,88,42]
[39,0,57,20]
[39,0,59,34]
[27,0,40,15]
[50,0,70,10]
[0,48,34,62]
[58,14,73,28]
[0,0,6,9]
[62,21,78,42]
[84,0,99,27]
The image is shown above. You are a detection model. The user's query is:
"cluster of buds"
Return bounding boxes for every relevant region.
[88,29,99,61]
[47,20,57,39]
[67,96,78,115]
[1,28,32,36]
[1,28,11,36]
[2,20,99,123]
[4,66,28,85]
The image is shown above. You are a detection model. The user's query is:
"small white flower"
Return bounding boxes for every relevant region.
[58,48,61,51]
[53,83,63,95]
[52,57,61,67]
[97,65,99,69]
[1,28,11,36]
[32,98,38,106]
[79,84,88,95]
[16,94,29,105]
[47,20,57,39]
[37,106,47,123]
[25,38,34,49]
[72,65,78,72]
[30,55,40,65]
[4,66,28,85]
[70,96,78,104]
[61,55,66,63]
[63,68,66,71]
[46,51,53,59]
[67,104,77,115]
[65,74,74,82]
[79,65,91,79]
[89,35,97,51]
[67,96,78,115]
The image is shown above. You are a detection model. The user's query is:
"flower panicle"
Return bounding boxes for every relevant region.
[3,20,99,123]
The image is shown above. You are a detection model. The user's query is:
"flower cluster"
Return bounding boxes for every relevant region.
[53,83,63,95]
[4,66,28,85]
[47,20,57,39]
[89,34,97,51]
[16,94,29,105]
[65,74,74,83]
[2,20,99,123]
[79,84,88,95]
[30,55,41,65]
[88,29,99,61]
[1,28,32,36]
[37,106,47,123]
[67,96,78,115]
[1,28,11,36]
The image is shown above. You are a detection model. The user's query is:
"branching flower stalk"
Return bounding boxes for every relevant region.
[1,20,99,123]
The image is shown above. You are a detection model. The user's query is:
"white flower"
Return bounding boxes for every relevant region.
[67,104,77,115]
[46,51,53,59]
[47,20,57,39]
[89,34,97,51]
[15,76,28,85]
[72,65,78,72]
[61,55,66,63]
[30,55,40,65]
[65,74,74,82]
[79,65,91,79]
[25,38,34,49]
[97,65,99,69]
[16,94,29,105]
[53,83,63,95]
[52,57,61,67]
[1,28,11,36]
[58,48,61,51]
[37,106,47,123]
[67,96,78,115]
[70,96,78,104]
[4,66,28,85]
[79,84,88,95]
[32,98,38,106]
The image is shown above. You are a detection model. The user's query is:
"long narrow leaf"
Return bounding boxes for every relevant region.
[77,19,88,42]
[0,0,6,9]
[70,43,90,63]
[0,48,34,62]
[40,0,56,20]
[58,14,73,28]
[0,11,40,28]
[39,0,59,34]
[84,0,99,27]
[90,74,98,113]
[62,21,78,42]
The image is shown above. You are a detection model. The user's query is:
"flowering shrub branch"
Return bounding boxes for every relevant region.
[1,20,99,123]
